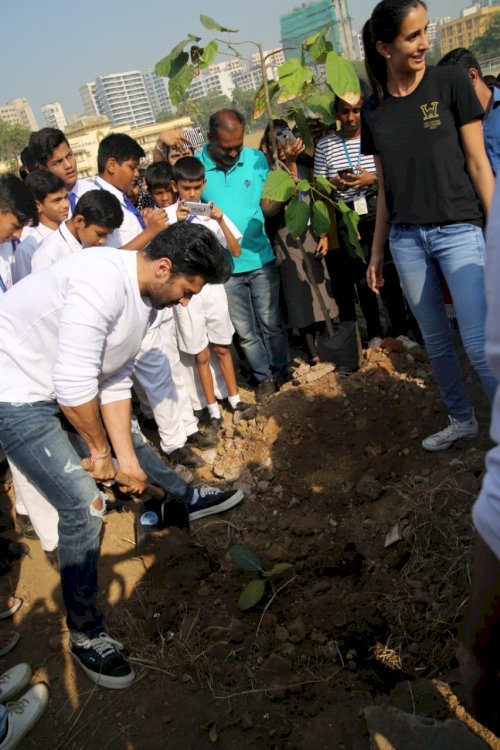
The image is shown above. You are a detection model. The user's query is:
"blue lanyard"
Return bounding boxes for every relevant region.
[341,138,361,172]
[95,179,146,230]
[0,275,7,293]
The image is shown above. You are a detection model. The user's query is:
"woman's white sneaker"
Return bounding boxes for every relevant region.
[422,412,479,451]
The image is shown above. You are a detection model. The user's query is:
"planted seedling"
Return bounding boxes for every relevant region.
[229,544,293,610]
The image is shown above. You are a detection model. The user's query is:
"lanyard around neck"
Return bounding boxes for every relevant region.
[341,138,361,172]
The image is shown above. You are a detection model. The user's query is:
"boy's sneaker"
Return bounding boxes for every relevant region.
[15,514,38,540]
[186,429,217,450]
[422,412,479,452]
[232,402,256,421]
[168,446,205,469]
[189,486,244,521]
[70,633,135,690]
[0,682,49,749]
[0,664,32,703]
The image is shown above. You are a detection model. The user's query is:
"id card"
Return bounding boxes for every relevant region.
[353,196,368,215]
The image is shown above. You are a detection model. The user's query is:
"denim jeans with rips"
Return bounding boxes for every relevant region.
[224,261,288,384]
[389,223,497,421]
[0,401,192,639]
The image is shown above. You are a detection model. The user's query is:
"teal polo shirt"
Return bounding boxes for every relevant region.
[197,145,275,273]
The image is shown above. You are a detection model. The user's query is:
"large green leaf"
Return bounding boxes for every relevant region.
[290,107,313,149]
[305,93,336,125]
[155,54,173,78]
[252,80,279,118]
[188,33,202,42]
[308,32,331,63]
[265,562,294,578]
[325,50,360,105]
[200,14,238,32]
[200,40,218,68]
[312,200,331,236]
[296,179,311,192]
[315,175,333,194]
[230,544,263,572]
[262,171,296,202]
[278,58,312,97]
[170,51,190,79]
[342,209,365,261]
[285,196,310,238]
[169,64,195,105]
[238,579,266,610]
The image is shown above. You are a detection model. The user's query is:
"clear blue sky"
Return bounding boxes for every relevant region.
[1,0,461,125]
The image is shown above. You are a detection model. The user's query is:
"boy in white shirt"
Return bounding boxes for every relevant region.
[28,128,95,211]
[0,174,38,292]
[13,171,69,282]
[168,157,256,426]
[32,190,123,271]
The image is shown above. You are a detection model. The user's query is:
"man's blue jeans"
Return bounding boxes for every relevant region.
[389,223,497,421]
[0,401,191,638]
[224,261,288,383]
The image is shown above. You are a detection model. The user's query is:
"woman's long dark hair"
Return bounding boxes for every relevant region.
[363,0,427,99]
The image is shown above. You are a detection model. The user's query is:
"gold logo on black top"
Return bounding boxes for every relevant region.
[420,101,441,129]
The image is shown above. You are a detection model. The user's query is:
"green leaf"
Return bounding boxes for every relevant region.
[296,179,311,192]
[200,40,218,68]
[308,33,328,63]
[155,54,173,78]
[252,80,279,119]
[229,544,263,572]
[170,38,191,60]
[290,107,313,150]
[266,562,294,578]
[227,44,242,59]
[278,58,312,97]
[312,200,331,236]
[200,14,238,33]
[169,51,190,79]
[315,175,333,194]
[188,33,202,42]
[342,209,365,261]
[305,93,336,125]
[336,198,350,214]
[325,50,361,105]
[238,579,266,610]
[262,170,296,202]
[285,196,310,238]
[169,64,195,105]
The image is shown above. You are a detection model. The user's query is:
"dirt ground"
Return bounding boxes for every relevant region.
[1,341,499,749]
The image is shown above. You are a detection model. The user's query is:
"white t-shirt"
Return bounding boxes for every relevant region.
[0,242,16,293]
[314,131,376,202]
[68,177,96,217]
[94,177,143,247]
[13,223,54,282]
[0,248,154,407]
[31,222,81,272]
[165,203,242,248]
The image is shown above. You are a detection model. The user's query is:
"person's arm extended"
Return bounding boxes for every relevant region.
[460,119,495,215]
[121,209,169,251]
[209,204,241,258]
[100,399,148,491]
[366,156,389,294]
[60,398,116,483]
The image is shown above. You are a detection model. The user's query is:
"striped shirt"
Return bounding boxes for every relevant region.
[314,131,376,202]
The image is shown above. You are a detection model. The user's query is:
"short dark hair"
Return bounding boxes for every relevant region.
[97,133,145,174]
[0,174,38,226]
[146,222,231,283]
[171,157,205,183]
[437,47,483,78]
[208,109,245,139]
[28,128,68,168]
[73,190,123,229]
[19,146,38,180]
[25,171,65,202]
[144,162,173,191]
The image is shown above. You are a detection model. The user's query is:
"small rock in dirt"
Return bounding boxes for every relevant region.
[229,617,245,644]
[356,474,383,501]
[311,628,327,644]
[261,612,278,629]
[268,678,289,700]
[280,643,297,657]
[263,652,291,674]
[181,673,192,684]
[240,713,254,730]
[201,448,217,465]
[288,616,307,641]
[275,626,289,643]
[267,543,288,562]
[213,459,241,482]
[347,660,357,671]
[257,480,270,493]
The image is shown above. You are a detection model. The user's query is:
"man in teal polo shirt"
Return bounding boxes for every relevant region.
[197,109,288,401]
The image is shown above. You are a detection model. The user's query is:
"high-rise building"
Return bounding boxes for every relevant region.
[79,82,100,117]
[279,0,355,61]
[427,16,451,49]
[0,97,38,131]
[143,70,174,118]
[439,4,500,55]
[41,101,67,130]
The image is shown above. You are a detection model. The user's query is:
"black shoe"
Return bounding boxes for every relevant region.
[256,379,276,403]
[15,514,39,540]
[189,485,244,521]
[0,460,11,484]
[70,633,135,689]
[186,429,217,450]
[168,446,205,469]
[44,548,59,572]
[231,401,256,420]
[193,407,211,426]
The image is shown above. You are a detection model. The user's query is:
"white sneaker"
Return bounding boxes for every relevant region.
[422,412,479,452]
[0,665,31,703]
[397,335,419,350]
[0,683,49,749]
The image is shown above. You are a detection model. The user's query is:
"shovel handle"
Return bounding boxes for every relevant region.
[81,458,165,500]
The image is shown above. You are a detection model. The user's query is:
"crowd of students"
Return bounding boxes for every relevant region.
[0,0,498,742]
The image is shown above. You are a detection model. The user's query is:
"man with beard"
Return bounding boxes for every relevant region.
[197,109,289,401]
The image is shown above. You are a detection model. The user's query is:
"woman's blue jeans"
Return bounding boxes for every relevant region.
[0,401,191,638]
[389,223,497,421]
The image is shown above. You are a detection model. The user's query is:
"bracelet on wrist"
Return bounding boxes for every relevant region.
[89,446,111,466]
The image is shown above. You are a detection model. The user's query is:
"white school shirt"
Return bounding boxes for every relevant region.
[165,203,242,248]
[13,223,54,282]
[68,177,96,217]
[31,221,81,272]
[0,248,154,407]
[0,242,16,292]
[94,177,143,247]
